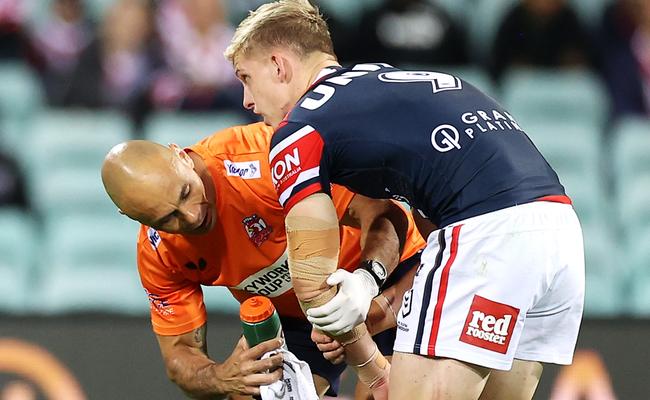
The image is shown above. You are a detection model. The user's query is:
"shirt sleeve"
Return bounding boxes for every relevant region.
[137,229,207,336]
[269,121,331,212]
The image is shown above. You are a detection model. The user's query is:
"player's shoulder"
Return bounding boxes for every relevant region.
[189,122,273,159]
[282,63,400,123]
[136,224,193,260]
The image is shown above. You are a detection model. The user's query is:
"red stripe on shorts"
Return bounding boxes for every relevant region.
[427,224,462,356]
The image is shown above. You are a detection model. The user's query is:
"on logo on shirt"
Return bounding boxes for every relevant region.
[459,295,519,354]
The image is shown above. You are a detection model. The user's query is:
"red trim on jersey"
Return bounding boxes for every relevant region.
[277,119,289,129]
[283,182,323,213]
[536,195,572,205]
[427,224,463,356]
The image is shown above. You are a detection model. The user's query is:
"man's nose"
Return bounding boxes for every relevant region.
[243,88,255,111]
[181,205,202,226]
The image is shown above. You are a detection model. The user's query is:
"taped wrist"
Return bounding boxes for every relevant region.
[354,343,390,389]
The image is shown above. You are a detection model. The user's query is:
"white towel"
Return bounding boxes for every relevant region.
[260,348,319,400]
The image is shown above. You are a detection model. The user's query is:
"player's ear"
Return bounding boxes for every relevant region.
[271,53,292,83]
[169,143,195,169]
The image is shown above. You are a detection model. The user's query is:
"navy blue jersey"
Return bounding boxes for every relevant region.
[269,64,566,227]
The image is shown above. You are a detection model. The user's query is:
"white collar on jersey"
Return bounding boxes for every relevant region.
[311,67,339,85]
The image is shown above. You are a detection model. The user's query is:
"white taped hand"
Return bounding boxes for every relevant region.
[306,269,379,336]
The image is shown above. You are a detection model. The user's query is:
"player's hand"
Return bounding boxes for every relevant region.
[307,269,379,335]
[311,328,345,364]
[215,336,284,396]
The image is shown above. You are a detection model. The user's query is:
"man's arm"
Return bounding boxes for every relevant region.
[341,194,409,276]
[286,193,390,396]
[306,196,410,335]
[156,325,284,399]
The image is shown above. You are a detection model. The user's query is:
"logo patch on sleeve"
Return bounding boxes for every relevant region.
[269,126,324,206]
[459,295,519,354]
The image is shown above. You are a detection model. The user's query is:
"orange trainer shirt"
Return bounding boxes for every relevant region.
[137,122,426,336]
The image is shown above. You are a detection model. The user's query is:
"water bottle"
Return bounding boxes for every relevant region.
[240,296,286,349]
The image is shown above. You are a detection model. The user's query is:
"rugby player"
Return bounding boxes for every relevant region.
[224,1,585,399]
[101,122,425,399]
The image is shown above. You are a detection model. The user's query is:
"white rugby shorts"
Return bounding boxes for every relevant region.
[393,201,585,370]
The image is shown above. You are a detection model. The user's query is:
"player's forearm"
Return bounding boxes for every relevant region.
[359,202,408,275]
[286,194,389,390]
[164,350,227,399]
[365,292,398,336]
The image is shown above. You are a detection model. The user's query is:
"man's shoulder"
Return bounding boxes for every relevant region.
[190,122,273,159]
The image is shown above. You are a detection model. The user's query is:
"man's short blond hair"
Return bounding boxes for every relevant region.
[224,0,335,64]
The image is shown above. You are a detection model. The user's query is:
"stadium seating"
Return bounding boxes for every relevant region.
[36,214,145,314]
[466,0,516,62]
[568,0,611,28]
[581,220,624,316]
[0,208,37,313]
[501,68,609,131]
[33,168,117,218]
[611,117,650,238]
[23,109,132,170]
[202,286,241,314]
[144,111,250,148]
[0,62,44,151]
[627,228,650,316]
[522,120,605,225]
[22,110,132,217]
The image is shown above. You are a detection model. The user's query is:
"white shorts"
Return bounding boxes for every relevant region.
[394,201,585,370]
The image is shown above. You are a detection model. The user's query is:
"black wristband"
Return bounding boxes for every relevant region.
[359,259,388,289]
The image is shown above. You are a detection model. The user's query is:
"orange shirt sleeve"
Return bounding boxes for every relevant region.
[330,184,355,220]
[137,228,207,336]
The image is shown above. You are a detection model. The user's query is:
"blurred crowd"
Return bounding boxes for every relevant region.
[0,0,649,211]
[1,0,649,122]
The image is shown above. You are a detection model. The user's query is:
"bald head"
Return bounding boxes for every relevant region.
[101,140,214,234]
[102,140,175,216]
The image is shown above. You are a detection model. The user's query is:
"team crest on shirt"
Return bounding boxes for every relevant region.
[242,214,272,247]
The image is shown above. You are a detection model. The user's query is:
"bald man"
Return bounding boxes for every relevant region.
[101,122,426,399]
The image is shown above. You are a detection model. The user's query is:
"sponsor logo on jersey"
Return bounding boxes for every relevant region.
[232,251,292,297]
[460,295,519,354]
[429,109,524,153]
[460,109,523,136]
[401,288,413,318]
[224,160,261,179]
[242,214,272,247]
[145,289,174,317]
[147,227,161,250]
[271,147,301,188]
[431,124,462,152]
[269,125,324,206]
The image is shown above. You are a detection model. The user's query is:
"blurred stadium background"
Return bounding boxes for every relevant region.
[0,0,648,398]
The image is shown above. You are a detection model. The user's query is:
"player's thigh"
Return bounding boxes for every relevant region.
[479,359,543,400]
[389,352,489,400]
